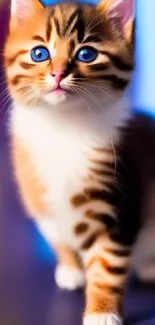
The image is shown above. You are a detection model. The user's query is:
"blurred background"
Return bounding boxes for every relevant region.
[1,1,155,325]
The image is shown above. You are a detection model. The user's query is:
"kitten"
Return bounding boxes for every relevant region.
[4,0,134,324]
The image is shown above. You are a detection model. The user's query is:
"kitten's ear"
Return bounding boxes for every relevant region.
[10,0,43,29]
[98,0,122,12]
[98,0,134,18]
[98,0,134,43]
[124,18,134,45]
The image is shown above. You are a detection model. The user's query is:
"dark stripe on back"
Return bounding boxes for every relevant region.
[100,257,127,275]
[93,147,112,153]
[89,167,114,177]
[81,231,102,250]
[71,187,114,207]
[104,161,115,170]
[88,63,110,72]
[85,210,116,228]
[71,194,87,207]
[90,158,111,166]
[84,188,115,205]
[101,75,129,90]
[101,51,133,71]
[101,170,115,177]
[74,222,89,235]
[107,265,127,275]
[105,247,130,257]
[19,62,36,69]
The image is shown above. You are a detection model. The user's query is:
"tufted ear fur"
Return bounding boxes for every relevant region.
[98,0,134,43]
[10,0,44,29]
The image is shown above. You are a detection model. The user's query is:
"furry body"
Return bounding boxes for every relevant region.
[11,94,130,245]
[5,0,135,324]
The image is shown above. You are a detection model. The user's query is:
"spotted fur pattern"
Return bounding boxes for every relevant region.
[5,0,134,324]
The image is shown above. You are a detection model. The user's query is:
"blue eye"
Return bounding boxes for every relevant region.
[31,46,50,62]
[76,47,97,63]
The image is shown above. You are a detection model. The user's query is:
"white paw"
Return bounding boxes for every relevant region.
[84,313,122,325]
[55,265,85,291]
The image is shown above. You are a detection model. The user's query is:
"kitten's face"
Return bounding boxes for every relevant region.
[5,0,133,108]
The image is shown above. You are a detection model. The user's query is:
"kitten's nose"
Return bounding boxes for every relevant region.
[51,71,64,85]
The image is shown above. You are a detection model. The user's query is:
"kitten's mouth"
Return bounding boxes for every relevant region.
[52,87,66,95]
[46,85,73,101]
[49,86,73,96]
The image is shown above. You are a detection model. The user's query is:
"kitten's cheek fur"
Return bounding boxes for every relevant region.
[55,264,85,290]
[84,313,122,325]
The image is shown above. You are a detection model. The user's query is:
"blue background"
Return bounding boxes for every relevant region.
[41,0,98,5]
[132,0,155,117]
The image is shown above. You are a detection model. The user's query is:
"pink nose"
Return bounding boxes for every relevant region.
[51,71,64,85]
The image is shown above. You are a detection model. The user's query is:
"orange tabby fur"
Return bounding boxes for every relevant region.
[5,0,134,324]
[12,138,48,217]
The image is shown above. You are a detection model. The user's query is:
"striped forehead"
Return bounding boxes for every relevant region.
[47,4,85,42]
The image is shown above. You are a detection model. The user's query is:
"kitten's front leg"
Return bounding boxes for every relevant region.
[36,219,85,291]
[81,233,130,325]
[53,243,85,291]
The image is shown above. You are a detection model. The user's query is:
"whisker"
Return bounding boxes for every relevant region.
[87,16,107,35]
[0,75,7,81]
[72,78,121,91]
[71,86,91,113]
[85,9,106,34]
[0,97,12,115]
[0,80,8,87]
[69,83,105,113]
[0,87,9,99]
[0,93,11,108]
[68,82,118,174]
[71,81,114,102]
[3,104,12,121]
[95,80,121,90]
[76,86,117,176]
[99,87,115,101]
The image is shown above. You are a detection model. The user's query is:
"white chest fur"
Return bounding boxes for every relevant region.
[10,96,131,247]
